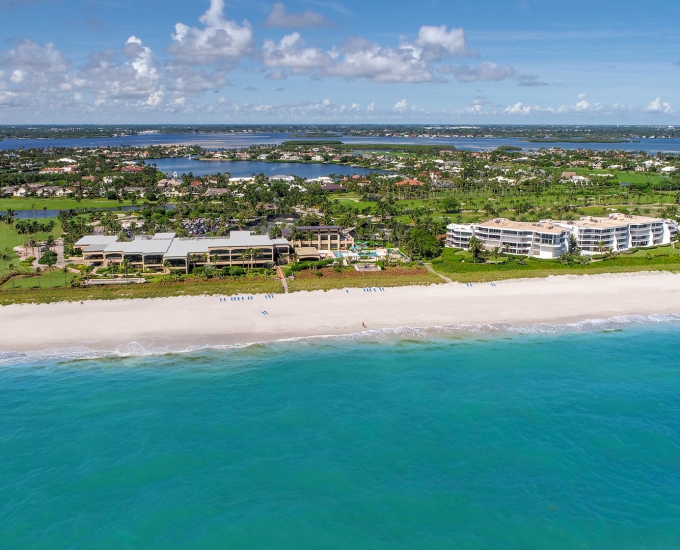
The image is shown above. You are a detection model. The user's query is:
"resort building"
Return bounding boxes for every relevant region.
[447,214,678,258]
[75,232,291,272]
[552,214,678,254]
[281,225,354,251]
[446,219,570,259]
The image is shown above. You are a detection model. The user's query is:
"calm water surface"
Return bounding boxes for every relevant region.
[150,157,386,178]
[1,325,679,548]
[2,132,679,154]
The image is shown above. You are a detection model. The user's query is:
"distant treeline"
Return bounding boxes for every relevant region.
[279,141,456,154]
[1,124,679,141]
[526,138,630,144]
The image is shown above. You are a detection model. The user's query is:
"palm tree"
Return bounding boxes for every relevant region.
[239,250,251,272]
[162,260,171,283]
[249,248,262,271]
[45,235,56,252]
[62,266,69,287]
[121,258,131,282]
[188,254,203,274]
[0,247,11,276]
[5,208,15,234]
[7,263,15,290]
[597,241,605,255]
[568,234,578,255]
[468,236,483,264]
[44,254,56,288]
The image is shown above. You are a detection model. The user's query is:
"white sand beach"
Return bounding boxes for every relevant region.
[1,271,680,354]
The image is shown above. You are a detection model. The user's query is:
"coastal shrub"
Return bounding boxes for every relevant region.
[38,251,57,265]
[290,259,334,272]
[229,266,246,277]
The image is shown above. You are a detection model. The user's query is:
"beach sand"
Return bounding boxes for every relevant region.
[1,271,680,354]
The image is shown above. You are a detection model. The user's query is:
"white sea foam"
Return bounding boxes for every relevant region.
[2,313,680,366]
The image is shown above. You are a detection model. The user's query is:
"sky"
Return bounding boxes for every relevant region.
[0,0,678,124]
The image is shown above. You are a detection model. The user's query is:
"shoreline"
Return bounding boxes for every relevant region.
[2,271,680,358]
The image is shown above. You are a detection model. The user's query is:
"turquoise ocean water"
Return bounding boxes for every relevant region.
[1,322,680,549]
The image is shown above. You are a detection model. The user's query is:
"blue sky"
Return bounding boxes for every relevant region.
[0,0,678,124]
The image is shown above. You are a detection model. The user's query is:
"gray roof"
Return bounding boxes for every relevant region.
[217,231,277,248]
[164,239,211,259]
[77,232,290,259]
[83,244,110,253]
[75,236,119,247]
[104,239,172,255]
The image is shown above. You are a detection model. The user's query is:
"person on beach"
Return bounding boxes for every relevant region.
[362,322,367,328]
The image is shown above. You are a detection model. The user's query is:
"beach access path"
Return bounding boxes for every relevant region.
[1,271,680,354]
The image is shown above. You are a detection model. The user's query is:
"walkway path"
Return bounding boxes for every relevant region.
[424,262,453,283]
[275,265,289,294]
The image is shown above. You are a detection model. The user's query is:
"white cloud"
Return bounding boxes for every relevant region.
[262,32,332,75]
[393,98,408,112]
[167,0,254,65]
[325,37,432,83]
[263,2,332,29]
[415,25,468,61]
[265,69,288,80]
[517,74,547,87]
[261,25,479,84]
[503,102,533,115]
[366,102,375,111]
[646,97,674,114]
[77,37,163,104]
[453,61,515,83]
[9,69,24,83]
[0,39,70,78]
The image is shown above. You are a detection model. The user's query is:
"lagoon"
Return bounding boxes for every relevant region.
[2,132,680,154]
[150,157,386,179]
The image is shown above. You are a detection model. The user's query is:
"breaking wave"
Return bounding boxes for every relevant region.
[2,313,680,366]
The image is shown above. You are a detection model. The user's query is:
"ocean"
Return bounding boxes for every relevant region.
[1,322,679,548]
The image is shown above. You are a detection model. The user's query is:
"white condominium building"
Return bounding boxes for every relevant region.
[447,214,678,258]
[446,219,570,259]
[553,214,678,254]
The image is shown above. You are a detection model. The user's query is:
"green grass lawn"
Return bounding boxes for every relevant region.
[0,277,285,306]
[429,245,680,282]
[1,270,77,290]
[287,273,441,292]
[569,167,672,185]
[0,197,135,212]
[0,219,62,273]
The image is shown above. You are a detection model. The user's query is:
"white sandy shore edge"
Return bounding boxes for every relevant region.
[1,271,680,354]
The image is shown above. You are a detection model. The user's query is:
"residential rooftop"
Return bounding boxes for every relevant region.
[474,218,566,235]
